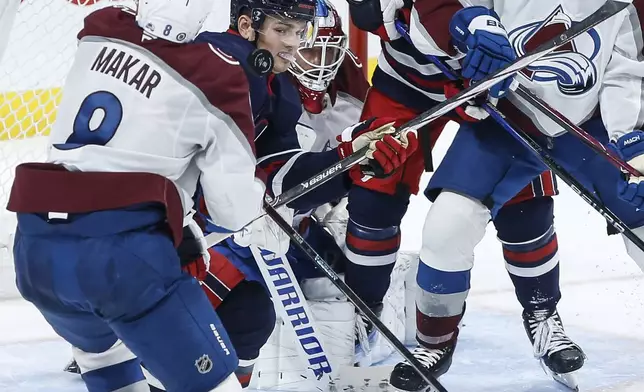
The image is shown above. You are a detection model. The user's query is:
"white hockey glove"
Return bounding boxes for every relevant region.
[233,205,294,258]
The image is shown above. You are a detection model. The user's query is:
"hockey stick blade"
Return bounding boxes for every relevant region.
[261,201,449,392]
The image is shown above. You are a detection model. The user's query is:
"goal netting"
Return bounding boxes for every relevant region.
[0,0,134,299]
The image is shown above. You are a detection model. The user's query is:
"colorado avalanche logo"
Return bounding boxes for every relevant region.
[509,6,601,96]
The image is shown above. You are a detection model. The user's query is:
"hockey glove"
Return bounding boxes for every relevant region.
[337,117,419,178]
[449,6,516,98]
[233,205,294,259]
[177,216,211,269]
[610,131,644,208]
[444,81,490,122]
[347,0,405,41]
[182,247,219,281]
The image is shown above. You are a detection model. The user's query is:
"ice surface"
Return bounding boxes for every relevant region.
[1,125,644,391]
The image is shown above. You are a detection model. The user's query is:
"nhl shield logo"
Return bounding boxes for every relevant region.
[195,354,213,374]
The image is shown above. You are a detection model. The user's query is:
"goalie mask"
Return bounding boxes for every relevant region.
[289,0,348,114]
[136,0,215,43]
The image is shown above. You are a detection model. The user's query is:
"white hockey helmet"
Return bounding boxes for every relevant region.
[136,0,215,43]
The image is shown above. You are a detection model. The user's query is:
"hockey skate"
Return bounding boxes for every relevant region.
[523,309,586,391]
[389,343,455,392]
[63,358,80,374]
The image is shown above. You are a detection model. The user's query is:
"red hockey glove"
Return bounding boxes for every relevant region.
[337,117,419,178]
[444,81,490,122]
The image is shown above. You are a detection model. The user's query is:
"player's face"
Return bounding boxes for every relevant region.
[257,16,310,73]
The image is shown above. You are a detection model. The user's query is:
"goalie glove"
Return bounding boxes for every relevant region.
[337,117,419,178]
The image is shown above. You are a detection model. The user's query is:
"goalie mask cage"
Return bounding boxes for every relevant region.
[0,0,369,299]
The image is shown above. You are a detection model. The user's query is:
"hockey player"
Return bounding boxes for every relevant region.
[171,0,417,387]
[63,0,413,387]
[4,2,292,391]
[345,0,587,377]
[385,0,644,391]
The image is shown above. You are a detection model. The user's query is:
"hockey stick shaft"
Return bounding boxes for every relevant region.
[271,0,628,206]
[395,20,644,251]
[510,84,641,176]
[260,201,449,392]
[394,3,639,177]
[205,0,628,248]
[483,105,644,250]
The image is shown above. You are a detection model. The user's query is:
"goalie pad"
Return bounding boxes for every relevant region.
[249,252,415,390]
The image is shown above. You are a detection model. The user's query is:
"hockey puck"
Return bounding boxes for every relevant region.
[247,49,273,76]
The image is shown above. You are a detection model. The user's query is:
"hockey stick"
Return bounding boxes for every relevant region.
[249,245,336,391]
[395,18,641,178]
[272,0,627,204]
[510,84,641,176]
[394,20,644,251]
[260,201,449,392]
[482,105,644,250]
[204,0,627,248]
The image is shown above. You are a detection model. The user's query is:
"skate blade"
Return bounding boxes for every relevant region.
[552,372,579,391]
[539,360,579,391]
[63,360,80,375]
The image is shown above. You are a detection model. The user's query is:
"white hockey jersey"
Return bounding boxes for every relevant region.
[44,7,264,233]
[456,0,644,140]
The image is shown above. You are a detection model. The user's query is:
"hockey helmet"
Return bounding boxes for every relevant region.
[230,0,318,47]
[136,0,214,43]
[289,0,349,114]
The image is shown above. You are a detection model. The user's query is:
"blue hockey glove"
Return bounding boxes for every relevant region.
[449,6,516,98]
[610,131,644,208]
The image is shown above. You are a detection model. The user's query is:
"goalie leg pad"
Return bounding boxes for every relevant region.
[416,191,489,348]
[494,196,561,312]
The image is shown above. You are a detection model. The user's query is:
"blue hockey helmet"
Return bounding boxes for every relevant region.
[230,0,318,45]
